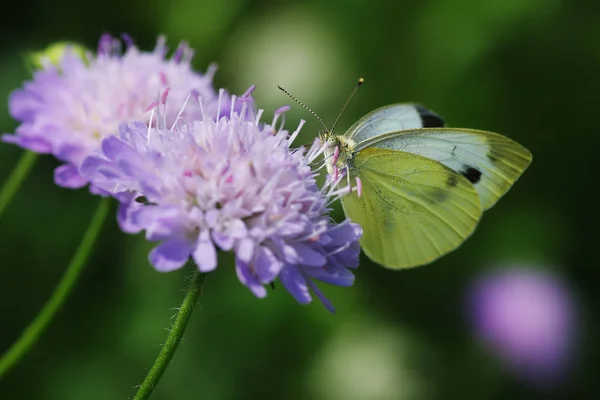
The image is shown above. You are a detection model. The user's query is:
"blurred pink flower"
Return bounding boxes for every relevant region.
[466,267,578,387]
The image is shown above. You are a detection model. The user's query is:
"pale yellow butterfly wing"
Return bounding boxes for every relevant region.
[341,147,483,269]
[355,128,532,210]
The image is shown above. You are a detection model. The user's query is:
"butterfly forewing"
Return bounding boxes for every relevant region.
[345,104,445,143]
[355,128,532,210]
[341,147,483,269]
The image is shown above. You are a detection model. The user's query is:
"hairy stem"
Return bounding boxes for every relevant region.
[133,269,205,400]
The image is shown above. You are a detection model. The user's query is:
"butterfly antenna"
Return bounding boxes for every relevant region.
[330,77,364,133]
[278,85,329,131]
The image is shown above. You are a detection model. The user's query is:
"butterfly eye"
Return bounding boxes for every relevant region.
[326,136,337,147]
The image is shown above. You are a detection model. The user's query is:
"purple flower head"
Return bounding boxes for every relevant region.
[4,34,221,189]
[466,266,579,388]
[80,90,362,312]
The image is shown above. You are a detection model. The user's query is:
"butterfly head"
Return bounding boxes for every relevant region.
[320,131,356,175]
[277,78,363,184]
[319,129,338,147]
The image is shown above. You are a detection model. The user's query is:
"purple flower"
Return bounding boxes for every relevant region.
[466,267,578,387]
[80,90,362,312]
[4,34,220,189]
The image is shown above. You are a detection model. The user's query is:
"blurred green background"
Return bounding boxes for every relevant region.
[0,0,596,398]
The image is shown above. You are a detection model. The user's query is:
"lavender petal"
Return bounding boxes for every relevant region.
[54,164,87,188]
[279,265,311,305]
[193,231,217,272]
[149,237,194,272]
[236,259,267,298]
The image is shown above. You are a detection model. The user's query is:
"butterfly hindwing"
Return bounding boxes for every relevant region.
[355,128,532,210]
[342,147,483,269]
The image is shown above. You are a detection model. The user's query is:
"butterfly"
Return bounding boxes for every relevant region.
[280,79,532,269]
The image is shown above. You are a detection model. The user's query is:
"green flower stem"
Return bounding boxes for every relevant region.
[133,270,205,400]
[0,197,111,379]
[0,151,38,221]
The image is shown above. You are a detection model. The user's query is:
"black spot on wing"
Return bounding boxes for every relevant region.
[415,104,445,128]
[427,173,460,203]
[461,166,482,184]
[446,174,459,188]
